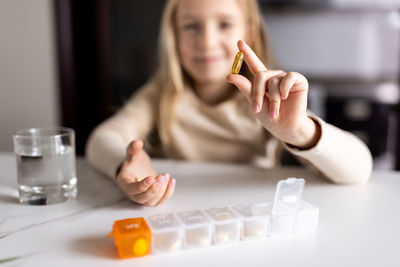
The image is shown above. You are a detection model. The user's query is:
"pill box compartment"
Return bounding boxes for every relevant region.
[146,213,183,253]
[255,177,319,236]
[205,207,240,244]
[274,178,319,234]
[108,217,152,258]
[292,200,319,233]
[230,203,271,240]
[177,210,212,249]
[253,201,296,236]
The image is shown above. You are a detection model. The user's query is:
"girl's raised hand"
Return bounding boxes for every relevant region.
[116,139,176,206]
[227,40,320,149]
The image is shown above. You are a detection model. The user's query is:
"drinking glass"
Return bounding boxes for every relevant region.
[13,127,77,205]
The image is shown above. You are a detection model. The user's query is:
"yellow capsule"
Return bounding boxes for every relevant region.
[231,51,244,74]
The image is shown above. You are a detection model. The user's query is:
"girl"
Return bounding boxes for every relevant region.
[86,0,372,206]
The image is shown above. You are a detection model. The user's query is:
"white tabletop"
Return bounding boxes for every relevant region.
[0,152,399,266]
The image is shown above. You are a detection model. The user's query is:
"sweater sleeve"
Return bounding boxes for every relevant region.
[85,82,159,178]
[283,115,373,184]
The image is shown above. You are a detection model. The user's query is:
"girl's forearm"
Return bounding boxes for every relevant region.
[284,116,321,150]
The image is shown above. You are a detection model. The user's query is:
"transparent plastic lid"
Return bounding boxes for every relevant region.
[177,210,210,226]
[146,213,181,231]
[272,178,305,215]
[205,207,238,222]
[253,202,272,214]
[231,203,265,218]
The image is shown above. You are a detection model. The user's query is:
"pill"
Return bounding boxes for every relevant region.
[133,238,150,256]
[231,51,244,74]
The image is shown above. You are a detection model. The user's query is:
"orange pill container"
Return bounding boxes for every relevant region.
[108,217,152,258]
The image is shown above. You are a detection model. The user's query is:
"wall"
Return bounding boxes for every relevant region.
[264,9,399,81]
[0,0,59,151]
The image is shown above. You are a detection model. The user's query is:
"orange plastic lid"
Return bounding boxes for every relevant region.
[109,217,152,258]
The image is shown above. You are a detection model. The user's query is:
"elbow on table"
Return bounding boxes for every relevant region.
[332,152,373,185]
[84,132,97,168]
[84,127,108,171]
[332,170,371,185]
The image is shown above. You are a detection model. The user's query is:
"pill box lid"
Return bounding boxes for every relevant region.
[296,199,319,211]
[204,207,238,222]
[273,178,305,215]
[177,210,210,226]
[146,213,181,231]
[108,217,151,239]
[231,203,265,218]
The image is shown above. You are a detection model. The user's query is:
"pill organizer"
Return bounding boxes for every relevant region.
[230,202,271,240]
[108,217,152,258]
[146,213,183,253]
[272,178,319,235]
[292,199,319,233]
[254,201,295,236]
[204,207,241,244]
[177,209,212,249]
[109,177,319,258]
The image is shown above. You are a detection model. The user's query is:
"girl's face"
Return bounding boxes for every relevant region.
[176,0,248,85]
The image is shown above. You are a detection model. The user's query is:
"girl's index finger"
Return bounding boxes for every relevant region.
[237,40,267,74]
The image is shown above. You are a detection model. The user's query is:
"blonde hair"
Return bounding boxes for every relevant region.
[151,0,275,155]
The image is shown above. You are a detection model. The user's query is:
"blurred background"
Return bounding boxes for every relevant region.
[0,0,399,170]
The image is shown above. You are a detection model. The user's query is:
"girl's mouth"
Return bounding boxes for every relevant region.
[195,56,222,64]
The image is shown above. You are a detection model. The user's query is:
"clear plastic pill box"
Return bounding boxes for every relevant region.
[256,201,296,236]
[255,178,319,236]
[292,199,319,233]
[177,209,212,249]
[204,207,240,244]
[146,213,183,253]
[230,203,271,240]
[275,178,319,234]
[111,177,319,258]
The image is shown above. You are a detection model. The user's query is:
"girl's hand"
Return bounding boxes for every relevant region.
[116,139,176,206]
[227,40,320,149]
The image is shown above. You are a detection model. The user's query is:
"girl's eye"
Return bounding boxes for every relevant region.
[183,23,200,31]
[220,21,233,29]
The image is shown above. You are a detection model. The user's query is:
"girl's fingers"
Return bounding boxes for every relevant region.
[230,41,309,119]
[279,72,308,99]
[129,177,165,204]
[126,139,144,160]
[124,175,155,196]
[143,173,170,206]
[252,70,285,113]
[157,178,176,205]
[234,40,286,114]
[117,166,138,184]
[226,74,252,101]
[237,40,267,74]
[267,75,284,120]
[279,72,297,100]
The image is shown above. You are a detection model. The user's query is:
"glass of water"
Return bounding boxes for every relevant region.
[13,127,77,205]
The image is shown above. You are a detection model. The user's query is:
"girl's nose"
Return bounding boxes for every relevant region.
[200,23,218,50]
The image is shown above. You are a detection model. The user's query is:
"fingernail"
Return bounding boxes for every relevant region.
[270,109,274,119]
[171,178,176,186]
[164,173,170,179]
[157,175,166,184]
[270,109,278,119]
[252,103,260,113]
[145,178,154,186]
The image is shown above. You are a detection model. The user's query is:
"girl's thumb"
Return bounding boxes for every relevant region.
[226,74,252,103]
[126,139,144,159]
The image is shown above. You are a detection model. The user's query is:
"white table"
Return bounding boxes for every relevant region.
[0,152,399,266]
